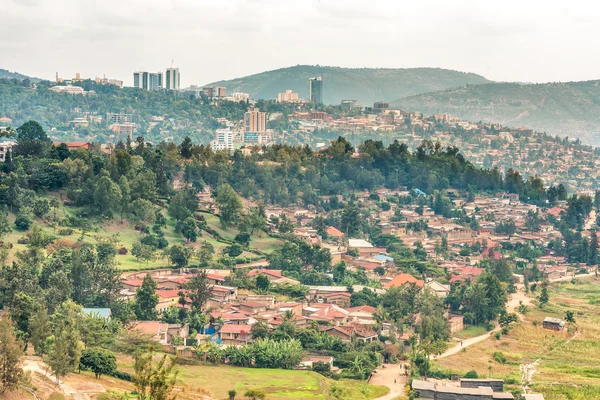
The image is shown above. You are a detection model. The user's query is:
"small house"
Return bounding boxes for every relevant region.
[543,317,565,331]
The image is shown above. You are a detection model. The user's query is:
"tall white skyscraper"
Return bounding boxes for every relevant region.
[133,71,163,90]
[165,67,180,90]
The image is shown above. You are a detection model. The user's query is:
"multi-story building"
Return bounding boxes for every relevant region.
[217,87,226,97]
[106,113,133,124]
[110,122,138,139]
[95,76,124,88]
[231,92,249,102]
[165,67,180,90]
[210,128,234,153]
[0,140,16,162]
[309,76,323,104]
[133,71,163,91]
[243,108,266,133]
[277,89,299,103]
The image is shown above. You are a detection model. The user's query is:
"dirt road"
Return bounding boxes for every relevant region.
[436,290,532,359]
[371,363,408,400]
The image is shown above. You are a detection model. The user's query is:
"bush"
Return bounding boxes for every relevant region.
[493,352,507,364]
[117,247,128,255]
[58,228,74,235]
[15,213,32,231]
[485,322,496,331]
[501,326,509,335]
[464,370,479,378]
[494,332,501,340]
[109,370,132,381]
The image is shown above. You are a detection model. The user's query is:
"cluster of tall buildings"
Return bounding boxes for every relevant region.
[210,107,270,153]
[133,67,180,91]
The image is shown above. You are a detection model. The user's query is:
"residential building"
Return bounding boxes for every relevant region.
[0,141,16,162]
[106,112,133,124]
[110,123,138,139]
[165,67,180,90]
[231,92,249,102]
[244,108,266,133]
[95,76,123,88]
[220,324,252,346]
[210,128,234,153]
[277,89,299,103]
[53,142,91,151]
[217,87,226,97]
[309,76,323,104]
[543,317,565,331]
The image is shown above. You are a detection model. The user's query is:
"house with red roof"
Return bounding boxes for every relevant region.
[383,273,424,289]
[220,324,252,346]
[307,304,349,325]
[53,141,90,151]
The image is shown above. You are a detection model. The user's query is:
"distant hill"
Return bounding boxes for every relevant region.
[0,68,40,82]
[204,65,490,105]
[393,80,600,144]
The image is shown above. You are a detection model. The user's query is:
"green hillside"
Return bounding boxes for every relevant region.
[205,64,490,105]
[0,68,40,82]
[394,80,600,144]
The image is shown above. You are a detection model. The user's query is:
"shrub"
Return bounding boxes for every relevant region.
[117,247,128,255]
[15,213,32,231]
[493,352,507,364]
[485,322,496,331]
[501,327,509,335]
[464,370,479,378]
[110,370,132,381]
[58,228,74,235]
[494,332,501,340]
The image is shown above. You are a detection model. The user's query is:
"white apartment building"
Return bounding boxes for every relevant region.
[210,128,234,153]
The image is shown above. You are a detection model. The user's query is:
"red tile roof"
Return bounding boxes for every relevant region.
[383,273,424,289]
[248,269,283,278]
[220,324,252,334]
[326,226,344,238]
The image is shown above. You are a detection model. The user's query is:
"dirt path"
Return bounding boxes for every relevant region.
[520,330,580,395]
[371,363,408,399]
[436,290,532,359]
[23,358,88,400]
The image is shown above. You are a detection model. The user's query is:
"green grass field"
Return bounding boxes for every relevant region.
[118,357,388,400]
[453,325,488,340]
[438,277,600,400]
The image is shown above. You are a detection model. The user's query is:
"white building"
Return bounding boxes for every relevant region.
[0,140,16,162]
[49,85,85,95]
[231,92,249,102]
[210,128,233,153]
[165,67,180,90]
[133,71,163,91]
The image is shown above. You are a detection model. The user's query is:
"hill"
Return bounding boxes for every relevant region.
[204,64,490,105]
[393,80,600,144]
[0,68,40,82]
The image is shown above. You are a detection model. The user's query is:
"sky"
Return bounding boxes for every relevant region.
[2,0,600,87]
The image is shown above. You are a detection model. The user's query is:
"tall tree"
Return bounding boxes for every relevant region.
[132,350,178,400]
[0,316,23,394]
[215,184,243,228]
[185,272,213,312]
[94,176,123,217]
[48,301,83,384]
[29,304,51,356]
[135,274,159,321]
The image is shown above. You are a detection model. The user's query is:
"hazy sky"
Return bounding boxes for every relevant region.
[2,0,599,86]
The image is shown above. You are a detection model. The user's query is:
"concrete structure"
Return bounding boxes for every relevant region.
[106,113,133,124]
[165,67,180,90]
[134,71,163,91]
[412,379,514,399]
[0,140,15,162]
[309,76,323,104]
[244,108,266,133]
[210,128,234,153]
[49,85,85,95]
[231,92,249,102]
[278,89,299,103]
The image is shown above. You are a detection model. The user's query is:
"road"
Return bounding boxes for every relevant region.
[436,290,532,359]
[371,363,408,400]
[23,358,88,400]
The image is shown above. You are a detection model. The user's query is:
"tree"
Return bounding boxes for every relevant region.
[132,243,156,265]
[10,292,35,344]
[180,217,198,242]
[565,310,576,327]
[132,350,178,400]
[79,348,117,379]
[227,243,243,257]
[341,203,361,236]
[250,320,269,340]
[0,211,11,237]
[33,198,51,218]
[130,199,156,225]
[169,244,191,269]
[185,272,213,311]
[255,274,270,292]
[215,184,243,228]
[29,304,51,356]
[14,120,50,157]
[198,241,214,266]
[168,189,198,221]
[228,389,237,400]
[135,274,158,320]
[539,280,549,307]
[0,316,23,394]
[48,301,83,384]
[94,176,123,217]
[244,390,266,400]
[179,136,193,159]
[118,176,131,220]
[525,211,541,233]
[14,210,32,231]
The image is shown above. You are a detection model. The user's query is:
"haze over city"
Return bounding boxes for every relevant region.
[2,0,600,86]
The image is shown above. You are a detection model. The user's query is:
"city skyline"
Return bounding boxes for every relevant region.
[2,0,600,87]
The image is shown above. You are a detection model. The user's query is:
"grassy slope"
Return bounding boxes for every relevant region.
[205,65,489,105]
[437,277,600,400]
[7,197,282,272]
[394,81,600,143]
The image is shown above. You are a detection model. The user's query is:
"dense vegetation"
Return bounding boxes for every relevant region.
[206,64,490,104]
[394,80,600,144]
